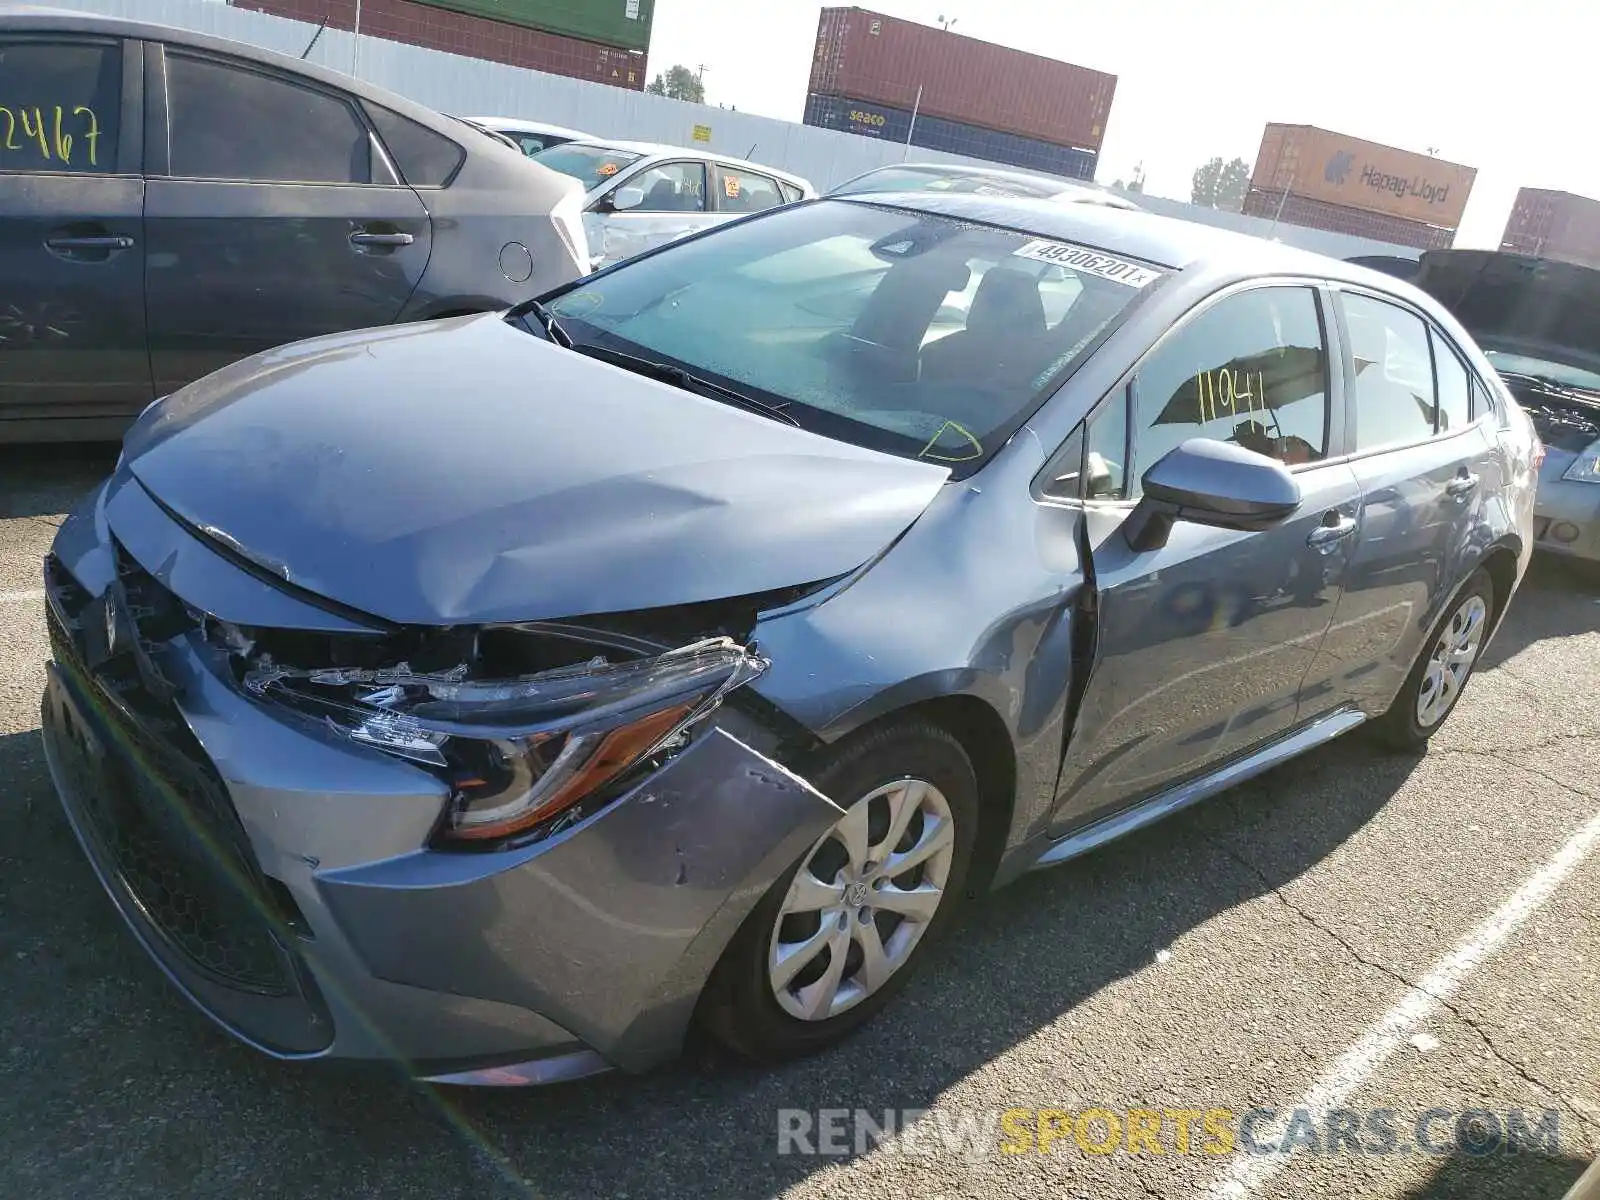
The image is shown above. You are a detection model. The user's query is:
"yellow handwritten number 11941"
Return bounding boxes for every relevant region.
[1195,367,1267,426]
[0,105,102,166]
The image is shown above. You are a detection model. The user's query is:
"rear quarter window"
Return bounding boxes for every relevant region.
[368,104,465,187]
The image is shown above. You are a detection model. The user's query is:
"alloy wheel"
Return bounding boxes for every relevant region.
[1415,593,1488,728]
[767,777,955,1021]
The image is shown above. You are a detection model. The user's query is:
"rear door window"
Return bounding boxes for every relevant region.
[1129,286,1331,492]
[0,40,121,174]
[166,52,370,183]
[719,167,785,213]
[1342,293,1439,450]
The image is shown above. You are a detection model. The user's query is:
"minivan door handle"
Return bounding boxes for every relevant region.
[1306,513,1358,552]
[1445,472,1479,498]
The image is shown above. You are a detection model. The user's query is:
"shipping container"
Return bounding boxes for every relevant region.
[1501,188,1600,269]
[410,0,653,52]
[1250,124,1474,229]
[1241,188,1456,251]
[804,93,1097,180]
[809,7,1115,151]
[236,0,649,87]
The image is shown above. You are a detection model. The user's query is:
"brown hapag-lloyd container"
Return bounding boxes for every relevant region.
[1241,188,1456,251]
[1250,123,1475,228]
[808,6,1116,151]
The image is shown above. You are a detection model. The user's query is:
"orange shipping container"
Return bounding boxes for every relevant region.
[1250,124,1475,229]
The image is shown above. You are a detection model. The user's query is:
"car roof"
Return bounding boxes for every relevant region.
[835,190,1431,287]
[0,7,473,142]
[559,139,812,187]
[468,116,592,140]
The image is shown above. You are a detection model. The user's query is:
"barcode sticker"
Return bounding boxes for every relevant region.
[1012,240,1161,287]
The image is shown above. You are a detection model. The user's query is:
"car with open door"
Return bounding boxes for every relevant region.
[529,138,815,268]
[0,9,589,443]
[41,193,1535,1085]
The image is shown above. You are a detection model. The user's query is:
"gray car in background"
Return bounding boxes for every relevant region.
[42,196,1535,1086]
[530,139,815,267]
[1411,249,1600,564]
[0,10,588,443]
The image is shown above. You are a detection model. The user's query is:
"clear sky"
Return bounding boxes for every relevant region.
[649,0,1591,248]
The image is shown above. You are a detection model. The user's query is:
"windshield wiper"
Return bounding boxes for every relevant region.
[568,344,801,426]
[1494,369,1600,398]
[523,300,573,348]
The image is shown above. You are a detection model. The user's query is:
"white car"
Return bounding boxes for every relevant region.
[830,162,1140,209]
[465,116,595,157]
[529,139,817,268]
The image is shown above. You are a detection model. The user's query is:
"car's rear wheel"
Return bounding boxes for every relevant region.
[1372,567,1495,750]
[697,720,978,1063]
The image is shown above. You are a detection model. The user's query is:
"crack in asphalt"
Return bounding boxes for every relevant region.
[1206,830,1600,1142]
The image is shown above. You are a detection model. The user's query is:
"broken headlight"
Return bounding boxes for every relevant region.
[241,634,768,846]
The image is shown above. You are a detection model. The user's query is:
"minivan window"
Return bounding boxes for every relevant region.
[368,104,464,187]
[166,53,370,184]
[0,40,121,174]
[530,142,643,191]
[1129,286,1330,491]
[1431,331,1471,433]
[1344,293,1439,451]
[542,199,1163,477]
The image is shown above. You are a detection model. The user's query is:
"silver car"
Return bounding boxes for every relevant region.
[1412,250,1600,564]
[530,139,816,268]
[830,162,1141,209]
[42,196,1535,1086]
[464,116,595,157]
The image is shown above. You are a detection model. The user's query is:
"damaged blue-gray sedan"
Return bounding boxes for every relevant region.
[41,194,1539,1085]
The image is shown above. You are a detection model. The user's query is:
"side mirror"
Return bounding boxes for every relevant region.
[610,185,645,212]
[1123,438,1300,552]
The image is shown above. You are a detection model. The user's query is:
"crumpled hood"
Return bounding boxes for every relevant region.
[1412,249,1600,354]
[120,315,949,625]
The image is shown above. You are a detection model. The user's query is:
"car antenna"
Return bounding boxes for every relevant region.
[746,142,758,159]
[300,16,329,59]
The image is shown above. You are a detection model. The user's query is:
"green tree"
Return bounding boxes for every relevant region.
[646,64,706,104]
[1191,155,1250,211]
[1112,163,1146,194]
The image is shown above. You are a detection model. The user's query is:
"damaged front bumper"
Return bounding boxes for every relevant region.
[39,472,843,1081]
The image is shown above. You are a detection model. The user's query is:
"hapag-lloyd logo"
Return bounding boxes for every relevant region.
[1325,149,1452,207]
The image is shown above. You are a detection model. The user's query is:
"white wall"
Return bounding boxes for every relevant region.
[51,0,1424,263]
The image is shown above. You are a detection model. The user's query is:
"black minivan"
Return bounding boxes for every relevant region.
[0,10,589,442]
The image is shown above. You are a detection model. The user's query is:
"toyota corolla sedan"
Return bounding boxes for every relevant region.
[41,195,1536,1086]
[1410,249,1600,564]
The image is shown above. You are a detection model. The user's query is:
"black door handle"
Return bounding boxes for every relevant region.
[349,231,416,248]
[46,234,135,252]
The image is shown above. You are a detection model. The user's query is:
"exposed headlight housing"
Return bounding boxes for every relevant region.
[240,633,768,847]
[1561,438,1600,483]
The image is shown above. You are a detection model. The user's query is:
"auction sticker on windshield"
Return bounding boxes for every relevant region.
[1013,240,1162,288]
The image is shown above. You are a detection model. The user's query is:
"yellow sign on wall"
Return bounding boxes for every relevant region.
[691,124,712,143]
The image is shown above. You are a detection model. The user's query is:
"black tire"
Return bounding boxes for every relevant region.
[1371,567,1496,751]
[696,720,979,1064]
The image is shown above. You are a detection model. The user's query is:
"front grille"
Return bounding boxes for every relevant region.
[46,589,294,997]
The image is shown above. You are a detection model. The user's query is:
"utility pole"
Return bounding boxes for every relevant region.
[903,83,922,161]
[937,15,957,30]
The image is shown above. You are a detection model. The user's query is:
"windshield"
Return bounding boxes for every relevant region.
[541,199,1165,475]
[834,167,1059,199]
[1483,348,1600,392]
[529,143,644,191]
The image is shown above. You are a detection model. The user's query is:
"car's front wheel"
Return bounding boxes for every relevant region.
[1372,567,1495,750]
[697,720,978,1063]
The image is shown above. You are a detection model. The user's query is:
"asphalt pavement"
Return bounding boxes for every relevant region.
[1,443,1597,1200]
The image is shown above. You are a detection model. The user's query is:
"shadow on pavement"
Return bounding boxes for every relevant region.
[0,443,119,520]
[1481,554,1600,670]
[1400,1146,1590,1200]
